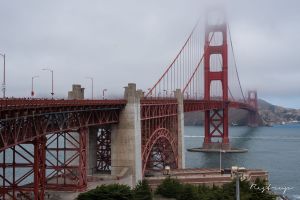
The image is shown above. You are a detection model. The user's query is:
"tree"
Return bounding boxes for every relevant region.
[77,184,133,200]
[177,184,200,200]
[134,180,153,200]
[155,177,182,198]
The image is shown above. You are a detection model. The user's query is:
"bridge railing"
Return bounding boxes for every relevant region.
[0,98,127,110]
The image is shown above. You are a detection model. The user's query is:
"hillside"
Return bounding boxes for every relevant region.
[184,99,300,126]
[258,99,300,125]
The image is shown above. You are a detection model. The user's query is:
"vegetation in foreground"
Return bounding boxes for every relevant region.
[77,177,276,200]
[156,177,276,200]
[77,180,152,200]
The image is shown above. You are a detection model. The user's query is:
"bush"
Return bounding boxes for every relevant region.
[155,177,276,200]
[155,177,182,198]
[77,184,133,200]
[248,178,276,200]
[134,180,153,200]
[177,184,200,200]
[77,178,276,200]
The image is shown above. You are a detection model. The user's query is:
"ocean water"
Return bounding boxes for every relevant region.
[185,124,300,199]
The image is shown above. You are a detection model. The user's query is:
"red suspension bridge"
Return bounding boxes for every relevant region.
[0,14,258,200]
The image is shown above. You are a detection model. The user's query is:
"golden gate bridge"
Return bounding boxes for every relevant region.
[0,12,258,200]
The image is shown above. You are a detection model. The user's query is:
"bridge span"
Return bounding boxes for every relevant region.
[0,83,257,199]
[0,14,259,200]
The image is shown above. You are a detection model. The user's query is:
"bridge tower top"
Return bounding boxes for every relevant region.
[248,90,258,110]
[204,14,228,101]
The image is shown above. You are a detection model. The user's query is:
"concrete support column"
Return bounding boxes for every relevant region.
[68,84,85,100]
[87,127,98,175]
[111,83,142,187]
[175,89,185,169]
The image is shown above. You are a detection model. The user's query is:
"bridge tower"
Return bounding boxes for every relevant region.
[248,90,259,127]
[203,17,230,149]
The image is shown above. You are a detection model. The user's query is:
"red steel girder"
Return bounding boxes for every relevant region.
[96,127,111,172]
[45,129,87,191]
[0,107,122,152]
[141,101,179,175]
[141,100,178,120]
[204,108,229,144]
[0,137,46,200]
[142,128,178,175]
[184,100,256,113]
[203,21,229,145]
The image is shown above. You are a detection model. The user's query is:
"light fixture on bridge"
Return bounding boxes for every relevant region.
[0,52,6,98]
[85,77,94,99]
[31,75,39,97]
[102,89,107,100]
[42,68,54,98]
[163,89,168,97]
[185,91,189,99]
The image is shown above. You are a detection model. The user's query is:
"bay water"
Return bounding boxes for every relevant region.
[185,124,300,199]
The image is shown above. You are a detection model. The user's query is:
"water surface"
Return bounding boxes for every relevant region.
[185,124,300,199]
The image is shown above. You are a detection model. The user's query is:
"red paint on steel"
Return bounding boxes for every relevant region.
[97,127,112,172]
[203,21,229,145]
[141,102,178,175]
[247,91,259,126]
[44,130,87,191]
[0,100,125,152]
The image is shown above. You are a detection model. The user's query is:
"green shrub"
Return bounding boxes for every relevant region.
[155,177,182,198]
[76,178,276,200]
[134,180,153,200]
[177,184,200,200]
[77,184,133,200]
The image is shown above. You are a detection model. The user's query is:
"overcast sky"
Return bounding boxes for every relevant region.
[0,0,299,108]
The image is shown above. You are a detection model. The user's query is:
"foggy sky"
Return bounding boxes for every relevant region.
[0,0,299,108]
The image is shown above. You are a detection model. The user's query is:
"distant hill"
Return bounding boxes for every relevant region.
[258,99,300,125]
[184,99,300,126]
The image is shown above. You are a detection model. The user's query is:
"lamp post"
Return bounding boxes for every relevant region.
[102,89,107,100]
[219,149,225,172]
[0,53,6,98]
[85,77,94,99]
[42,68,54,98]
[31,75,39,97]
[147,88,152,97]
[185,91,189,99]
[163,89,168,97]
[231,166,246,200]
[236,173,240,200]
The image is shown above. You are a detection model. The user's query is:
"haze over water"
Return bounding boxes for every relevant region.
[185,124,300,199]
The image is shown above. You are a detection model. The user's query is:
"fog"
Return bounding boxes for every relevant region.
[0,0,299,108]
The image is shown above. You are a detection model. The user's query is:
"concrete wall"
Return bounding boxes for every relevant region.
[87,127,98,175]
[68,84,85,100]
[175,89,185,169]
[111,83,142,187]
[68,84,97,175]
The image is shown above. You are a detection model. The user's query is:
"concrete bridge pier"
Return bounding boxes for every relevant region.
[87,127,98,175]
[111,83,142,187]
[68,85,97,176]
[175,89,185,169]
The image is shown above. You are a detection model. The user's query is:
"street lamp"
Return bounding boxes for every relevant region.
[147,88,152,97]
[219,149,225,172]
[0,53,6,98]
[163,89,168,97]
[185,91,189,99]
[231,166,246,200]
[102,89,107,100]
[31,75,39,97]
[42,68,54,98]
[85,77,94,99]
